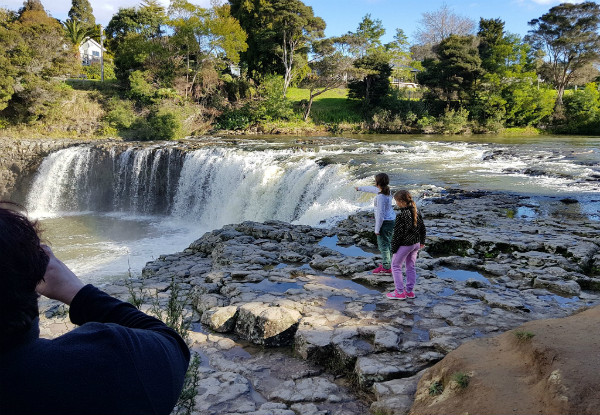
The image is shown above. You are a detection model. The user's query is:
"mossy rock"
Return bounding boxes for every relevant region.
[427,237,472,257]
[357,230,378,246]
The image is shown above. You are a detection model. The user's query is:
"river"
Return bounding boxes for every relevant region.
[22,134,600,284]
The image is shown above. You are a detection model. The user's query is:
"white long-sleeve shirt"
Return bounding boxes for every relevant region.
[356,186,395,233]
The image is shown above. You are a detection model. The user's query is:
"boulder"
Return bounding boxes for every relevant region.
[234,302,302,346]
[201,306,239,333]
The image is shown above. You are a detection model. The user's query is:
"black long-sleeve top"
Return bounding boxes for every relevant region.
[390,207,426,253]
[0,284,190,415]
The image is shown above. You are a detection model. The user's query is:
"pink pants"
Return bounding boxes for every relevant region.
[391,243,420,293]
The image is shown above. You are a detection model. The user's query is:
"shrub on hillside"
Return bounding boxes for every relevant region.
[561,83,600,134]
[83,62,116,80]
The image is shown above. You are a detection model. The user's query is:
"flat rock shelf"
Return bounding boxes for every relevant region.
[38,190,600,415]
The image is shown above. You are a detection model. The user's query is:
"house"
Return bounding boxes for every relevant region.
[79,37,105,66]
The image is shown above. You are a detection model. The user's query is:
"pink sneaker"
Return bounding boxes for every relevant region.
[382,268,392,274]
[372,265,384,274]
[405,291,416,299]
[386,290,406,300]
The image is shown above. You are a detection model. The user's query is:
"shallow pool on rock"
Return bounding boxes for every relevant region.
[436,267,491,284]
[318,235,375,257]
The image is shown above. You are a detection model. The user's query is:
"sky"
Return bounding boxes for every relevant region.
[0,0,586,43]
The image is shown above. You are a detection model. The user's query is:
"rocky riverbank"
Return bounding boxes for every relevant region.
[38,190,600,415]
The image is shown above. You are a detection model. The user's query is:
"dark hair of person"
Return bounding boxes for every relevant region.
[394,190,418,226]
[0,202,49,341]
[375,173,391,196]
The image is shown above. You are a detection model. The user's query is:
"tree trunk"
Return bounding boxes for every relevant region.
[304,95,314,121]
[554,84,566,119]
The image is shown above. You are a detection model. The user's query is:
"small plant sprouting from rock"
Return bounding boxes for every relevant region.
[452,372,470,389]
[429,380,443,396]
[150,277,192,340]
[505,208,516,219]
[174,353,201,415]
[515,330,535,342]
[124,262,144,310]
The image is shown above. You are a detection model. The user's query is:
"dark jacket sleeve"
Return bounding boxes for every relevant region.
[69,285,191,414]
[390,213,404,254]
[418,212,426,244]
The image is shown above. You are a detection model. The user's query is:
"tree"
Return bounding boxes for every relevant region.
[1,1,76,121]
[415,4,475,47]
[68,0,95,31]
[271,0,325,96]
[526,1,600,114]
[300,37,357,120]
[106,1,167,82]
[18,0,45,14]
[386,28,415,82]
[348,48,392,108]
[229,0,325,95]
[418,35,483,105]
[169,0,247,100]
[63,18,94,61]
[229,0,279,76]
[105,0,165,49]
[351,14,385,57]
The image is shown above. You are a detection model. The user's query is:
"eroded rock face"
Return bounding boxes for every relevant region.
[0,138,94,201]
[37,191,600,415]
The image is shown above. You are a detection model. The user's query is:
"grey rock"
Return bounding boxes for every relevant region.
[201,306,239,332]
[235,302,301,346]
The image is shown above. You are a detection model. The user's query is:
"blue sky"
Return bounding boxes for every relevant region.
[0,0,583,43]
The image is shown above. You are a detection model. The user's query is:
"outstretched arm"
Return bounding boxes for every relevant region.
[355,185,379,194]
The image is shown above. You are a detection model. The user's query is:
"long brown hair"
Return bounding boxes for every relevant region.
[394,190,418,226]
[0,202,49,340]
[375,173,390,196]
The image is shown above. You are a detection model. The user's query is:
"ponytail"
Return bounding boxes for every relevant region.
[375,173,391,196]
[394,190,418,227]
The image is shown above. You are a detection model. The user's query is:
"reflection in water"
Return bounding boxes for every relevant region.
[436,268,490,284]
[318,235,375,257]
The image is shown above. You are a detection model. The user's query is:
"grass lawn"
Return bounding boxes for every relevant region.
[286,87,363,124]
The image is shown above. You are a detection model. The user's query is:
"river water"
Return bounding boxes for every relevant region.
[23,134,600,284]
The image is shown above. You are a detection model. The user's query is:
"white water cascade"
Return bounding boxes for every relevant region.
[27,145,360,227]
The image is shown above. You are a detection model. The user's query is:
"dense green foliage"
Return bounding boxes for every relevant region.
[526,1,600,114]
[1,0,600,139]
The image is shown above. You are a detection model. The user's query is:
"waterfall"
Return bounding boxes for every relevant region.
[26,145,360,227]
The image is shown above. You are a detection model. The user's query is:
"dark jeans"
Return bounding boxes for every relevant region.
[377,220,394,269]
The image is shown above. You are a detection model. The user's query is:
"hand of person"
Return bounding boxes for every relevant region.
[355,187,359,191]
[36,245,85,305]
[420,244,425,249]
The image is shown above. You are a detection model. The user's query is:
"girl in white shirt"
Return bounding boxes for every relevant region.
[355,173,395,273]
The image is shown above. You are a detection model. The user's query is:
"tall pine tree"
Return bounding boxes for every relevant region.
[68,0,95,31]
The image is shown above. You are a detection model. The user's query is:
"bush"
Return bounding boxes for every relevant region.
[254,74,295,121]
[147,111,180,141]
[129,70,155,103]
[434,107,470,134]
[370,109,408,133]
[82,61,116,80]
[561,83,600,134]
[103,98,136,130]
[215,106,253,130]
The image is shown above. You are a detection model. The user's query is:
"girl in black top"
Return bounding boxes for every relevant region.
[387,190,426,300]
